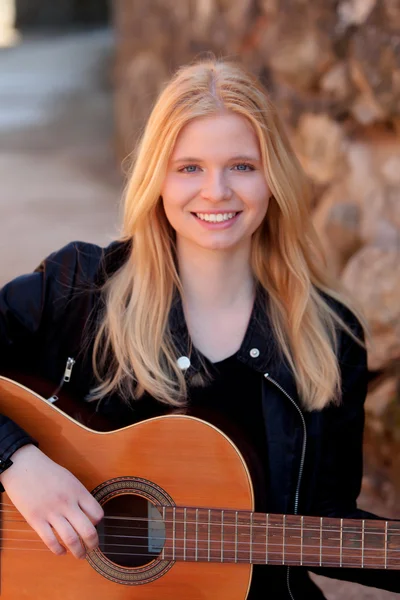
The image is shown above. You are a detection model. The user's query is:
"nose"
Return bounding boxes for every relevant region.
[200,170,232,202]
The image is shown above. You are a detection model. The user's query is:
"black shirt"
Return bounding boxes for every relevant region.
[188,352,271,599]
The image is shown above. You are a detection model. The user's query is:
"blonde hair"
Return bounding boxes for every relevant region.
[91,58,363,411]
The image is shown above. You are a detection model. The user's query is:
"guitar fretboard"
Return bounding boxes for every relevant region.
[160,507,400,569]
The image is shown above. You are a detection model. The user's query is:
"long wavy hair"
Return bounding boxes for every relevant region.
[91,58,363,411]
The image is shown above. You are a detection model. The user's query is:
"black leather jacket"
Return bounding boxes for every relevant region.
[0,241,398,599]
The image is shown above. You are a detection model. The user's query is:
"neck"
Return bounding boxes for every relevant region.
[162,506,400,569]
[176,238,255,310]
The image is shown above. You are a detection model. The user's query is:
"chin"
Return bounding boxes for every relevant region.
[201,240,238,252]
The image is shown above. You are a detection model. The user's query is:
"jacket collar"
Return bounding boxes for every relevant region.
[168,286,283,376]
[103,240,287,377]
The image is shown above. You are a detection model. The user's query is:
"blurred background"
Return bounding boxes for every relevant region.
[0,1,399,597]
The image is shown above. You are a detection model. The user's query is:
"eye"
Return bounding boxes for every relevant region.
[233,163,254,172]
[179,165,199,173]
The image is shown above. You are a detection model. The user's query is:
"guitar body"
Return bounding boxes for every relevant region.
[0,377,254,600]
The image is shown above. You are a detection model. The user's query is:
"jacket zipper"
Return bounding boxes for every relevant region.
[264,373,307,600]
[47,357,76,403]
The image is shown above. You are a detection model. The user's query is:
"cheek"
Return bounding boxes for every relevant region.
[161,188,181,224]
[162,176,198,211]
[247,186,270,232]
[244,181,270,212]
[232,173,269,200]
[162,190,192,232]
[162,199,180,231]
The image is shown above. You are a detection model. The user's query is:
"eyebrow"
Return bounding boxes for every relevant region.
[171,155,260,164]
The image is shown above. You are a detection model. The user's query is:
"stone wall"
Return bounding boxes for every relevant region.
[113,0,400,510]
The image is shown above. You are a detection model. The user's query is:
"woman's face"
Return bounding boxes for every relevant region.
[161,112,270,253]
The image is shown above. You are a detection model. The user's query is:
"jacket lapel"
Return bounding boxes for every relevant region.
[261,362,305,515]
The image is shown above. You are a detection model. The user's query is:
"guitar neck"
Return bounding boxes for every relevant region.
[161,507,400,570]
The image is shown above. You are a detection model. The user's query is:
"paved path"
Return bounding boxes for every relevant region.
[0,29,121,284]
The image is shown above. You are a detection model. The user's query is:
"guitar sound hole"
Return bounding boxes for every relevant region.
[97,494,166,568]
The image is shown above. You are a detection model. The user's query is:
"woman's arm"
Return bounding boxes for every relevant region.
[0,267,47,467]
[0,243,105,557]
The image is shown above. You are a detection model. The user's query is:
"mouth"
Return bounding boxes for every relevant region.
[191,211,241,223]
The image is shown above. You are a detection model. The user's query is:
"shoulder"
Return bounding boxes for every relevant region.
[328,302,367,393]
[313,290,367,386]
[0,240,131,343]
[319,291,365,344]
[35,239,131,286]
[28,239,130,320]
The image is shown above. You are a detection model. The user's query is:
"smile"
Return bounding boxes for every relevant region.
[194,212,239,223]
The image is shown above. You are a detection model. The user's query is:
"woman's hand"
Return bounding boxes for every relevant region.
[0,444,104,558]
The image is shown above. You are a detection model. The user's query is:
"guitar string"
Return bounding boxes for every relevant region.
[0,532,399,556]
[1,519,399,540]
[0,506,398,537]
[0,530,400,559]
[1,529,399,554]
[3,524,400,547]
[0,544,395,568]
[0,503,399,534]
[3,524,400,558]
[0,539,397,567]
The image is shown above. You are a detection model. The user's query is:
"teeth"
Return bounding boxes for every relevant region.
[195,212,237,223]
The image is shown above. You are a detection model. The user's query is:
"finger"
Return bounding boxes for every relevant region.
[68,510,100,552]
[78,495,104,525]
[50,516,86,559]
[36,521,67,556]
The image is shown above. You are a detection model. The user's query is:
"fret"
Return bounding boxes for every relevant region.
[339,518,343,567]
[319,517,323,567]
[183,508,187,561]
[172,506,176,561]
[207,509,211,562]
[361,519,365,568]
[300,515,304,566]
[235,511,238,563]
[222,510,236,562]
[265,513,269,564]
[362,518,385,569]
[387,522,400,569]
[161,506,166,560]
[195,508,199,562]
[242,511,251,564]
[221,510,224,562]
[282,514,286,565]
[249,512,253,563]
[343,518,362,567]
[302,516,316,566]
[384,521,388,569]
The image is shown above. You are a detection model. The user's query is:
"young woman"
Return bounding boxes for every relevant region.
[0,59,398,599]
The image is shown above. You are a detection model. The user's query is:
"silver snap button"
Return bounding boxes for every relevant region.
[177,356,191,370]
[249,348,260,358]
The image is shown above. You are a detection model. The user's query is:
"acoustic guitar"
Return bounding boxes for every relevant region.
[0,376,398,599]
